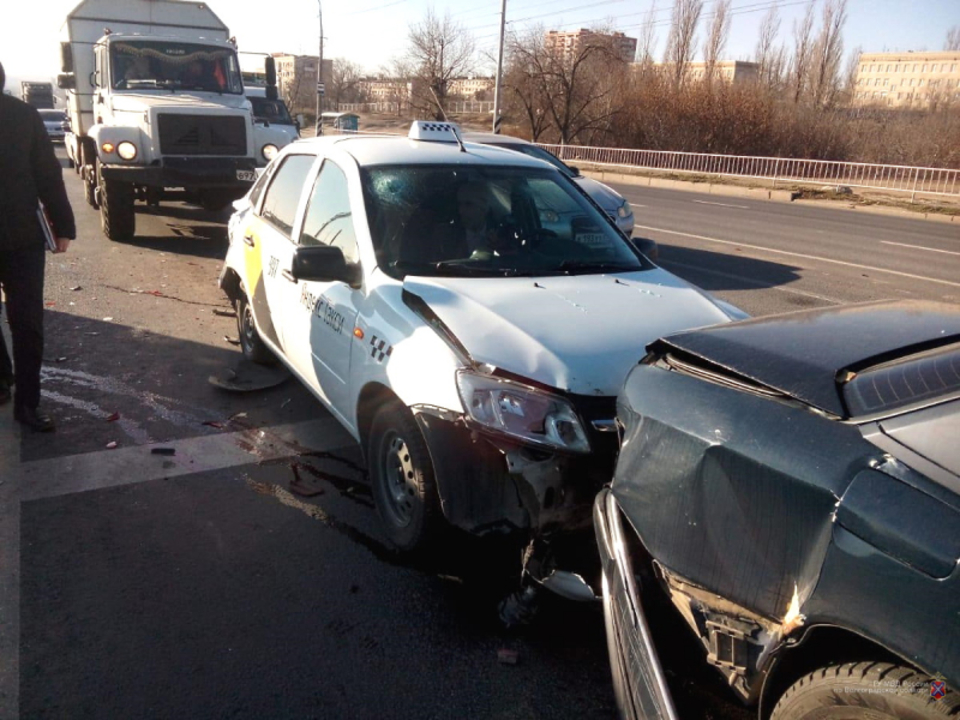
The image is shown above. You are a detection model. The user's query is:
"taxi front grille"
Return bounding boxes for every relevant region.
[158,114,246,156]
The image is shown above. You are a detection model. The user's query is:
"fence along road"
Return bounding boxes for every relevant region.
[539,143,960,200]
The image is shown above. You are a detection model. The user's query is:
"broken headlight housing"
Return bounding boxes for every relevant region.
[456,370,591,454]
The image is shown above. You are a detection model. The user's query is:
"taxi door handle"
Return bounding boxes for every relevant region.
[243,234,256,248]
[281,269,298,284]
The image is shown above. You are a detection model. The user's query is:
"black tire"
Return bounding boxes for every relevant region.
[236,293,276,365]
[368,402,442,553]
[772,662,959,719]
[83,171,98,208]
[100,177,135,241]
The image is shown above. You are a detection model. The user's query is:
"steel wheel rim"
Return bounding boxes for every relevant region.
[241,305,257,349]
[380,430,415,528]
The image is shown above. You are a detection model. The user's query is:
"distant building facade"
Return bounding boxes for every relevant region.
[545,29,638,63]
[274,54,333,115]
[448,76,494,99]
[357,78,412,103]
[648,60,760,84]
[854,51,960,107]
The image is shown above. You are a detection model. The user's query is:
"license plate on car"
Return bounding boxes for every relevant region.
[236,169,256,182]
[575,233,610,249]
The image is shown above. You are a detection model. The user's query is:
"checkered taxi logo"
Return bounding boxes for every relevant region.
[369,336,393,363]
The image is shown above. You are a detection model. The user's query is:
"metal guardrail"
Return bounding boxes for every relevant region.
[537,143,960,199]
[336,101,494,115]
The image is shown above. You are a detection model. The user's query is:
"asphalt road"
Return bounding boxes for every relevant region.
[609,182,960,317]
[0,152,956,719]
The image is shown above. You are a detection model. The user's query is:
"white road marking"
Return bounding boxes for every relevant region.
[0,416,355,720]
[691,200,749,209]
[635,224,960,289]
[881,240,960,256]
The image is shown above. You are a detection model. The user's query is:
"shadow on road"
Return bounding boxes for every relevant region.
[657,243,803,292]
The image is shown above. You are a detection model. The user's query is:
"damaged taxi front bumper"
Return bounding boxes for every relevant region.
[594,487,679,720]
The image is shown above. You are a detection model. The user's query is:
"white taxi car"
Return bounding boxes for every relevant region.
[219,121,746,599]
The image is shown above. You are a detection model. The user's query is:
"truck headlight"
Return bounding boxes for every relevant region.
[456,370,591,453]
[117,141,138,160]
[261,144,279,161]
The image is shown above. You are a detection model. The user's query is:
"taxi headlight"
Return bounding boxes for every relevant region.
[616,199,631,219]
[261,143,279,161]
[456,370,591,453]
[117,141,138,160]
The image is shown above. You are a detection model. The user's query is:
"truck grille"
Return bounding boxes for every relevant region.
[158,114,246,156]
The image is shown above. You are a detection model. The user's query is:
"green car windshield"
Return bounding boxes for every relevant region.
[361,165,646,279]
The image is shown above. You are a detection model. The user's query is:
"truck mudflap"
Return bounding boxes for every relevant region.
[99,157,257,189]
[594,487,680,720]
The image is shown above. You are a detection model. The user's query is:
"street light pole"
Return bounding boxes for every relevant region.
[315,0,324,135]
[492,0,506,133]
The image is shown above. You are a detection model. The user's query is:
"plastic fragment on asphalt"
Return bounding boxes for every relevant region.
[70,285,82,291]
[203,420,225,429]
[151,447,176,456]
[56,357,68,362]
[105,441,118,449]
[224,336,240,346]
[106,412,120,422]
[497,649,520,665]
[103,317,113,322]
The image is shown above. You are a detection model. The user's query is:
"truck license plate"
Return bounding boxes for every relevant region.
[236,169,256,182]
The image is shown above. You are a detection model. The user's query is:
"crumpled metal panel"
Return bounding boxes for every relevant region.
[612,363,877,621]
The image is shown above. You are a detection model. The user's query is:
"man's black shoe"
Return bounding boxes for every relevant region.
[15,407,55,432]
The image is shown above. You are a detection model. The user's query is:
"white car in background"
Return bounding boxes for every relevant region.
[462,131,658,260]
[38,109,70,143]
[219,121,743,615]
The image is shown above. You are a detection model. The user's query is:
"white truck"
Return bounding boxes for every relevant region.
[57,0,293,241]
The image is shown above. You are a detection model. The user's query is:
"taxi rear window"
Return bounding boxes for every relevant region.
[844,342,960,417]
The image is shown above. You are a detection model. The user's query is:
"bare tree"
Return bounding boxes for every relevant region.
[755,3,785,89]
[703,0,731,84]
[329,58,363,108]
[504,25,626,143]
[839,45,861,104]
[636,1,659,66]
[809,0,848,107]
[788,1,815,104]
[403,8,476,120]
[663,0,704,87]
[946,25,960,51]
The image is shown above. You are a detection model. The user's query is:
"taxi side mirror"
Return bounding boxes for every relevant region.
[291,244,361,287]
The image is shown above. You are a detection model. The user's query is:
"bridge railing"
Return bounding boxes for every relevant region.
[537,143,960,199]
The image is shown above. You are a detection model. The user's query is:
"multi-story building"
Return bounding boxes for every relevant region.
[645,60,759,84]
[273,54,333,115]
[545,29,637,63]
[448,76,495,99]
[854,51,960,107]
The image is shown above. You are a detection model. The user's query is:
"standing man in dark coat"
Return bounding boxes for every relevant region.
[0,61,76,432]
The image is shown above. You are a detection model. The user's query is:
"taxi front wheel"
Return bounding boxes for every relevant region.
[368,403,443,553]
[236,293,276,365]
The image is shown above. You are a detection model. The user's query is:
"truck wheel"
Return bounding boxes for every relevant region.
[368,403,442,553]
[83,171,98,208]
[100,178,135,241]
[771,662,959,719]
[236,293,276,365]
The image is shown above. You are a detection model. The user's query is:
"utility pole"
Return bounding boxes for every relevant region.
[315,0,324,135]
[492,0,506,133]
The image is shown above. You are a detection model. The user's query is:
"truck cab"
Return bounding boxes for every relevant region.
[58,0,294,239]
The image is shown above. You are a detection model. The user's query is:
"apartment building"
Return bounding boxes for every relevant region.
[273,54,333,114]
[854,51,960,107]
[680,60,759,84]
[448,76,494,99]
[545,29,638,63]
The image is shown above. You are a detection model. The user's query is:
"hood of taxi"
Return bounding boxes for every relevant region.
[403,269,735,396]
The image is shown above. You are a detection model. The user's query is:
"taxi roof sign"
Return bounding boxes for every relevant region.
[408,120,463,144]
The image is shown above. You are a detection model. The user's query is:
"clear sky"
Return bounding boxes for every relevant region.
[2,0,957,85]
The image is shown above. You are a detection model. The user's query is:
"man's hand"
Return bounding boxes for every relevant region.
[54,237,71,254]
